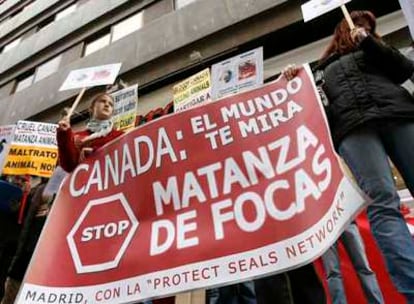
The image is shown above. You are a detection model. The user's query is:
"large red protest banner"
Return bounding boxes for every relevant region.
[17,66,365,303]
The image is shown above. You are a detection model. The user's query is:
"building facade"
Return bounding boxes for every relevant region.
[0,0,409,127]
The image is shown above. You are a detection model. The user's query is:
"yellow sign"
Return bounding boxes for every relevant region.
[111,85,138,131]
[2,121,58,177]
[173,68,211,112]
[3,145,58,177]
[113,113,136,131]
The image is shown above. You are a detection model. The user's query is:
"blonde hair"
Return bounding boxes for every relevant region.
[89,93,114,117]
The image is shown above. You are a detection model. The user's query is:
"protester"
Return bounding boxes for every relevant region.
[0,175,30,299]
[57,93,123,173]
[207,281,257,304]
[0,178,51,304]
[321,222,383,304]
[283,10,414,302]
[57,93,173,304]
[254,264,326,304]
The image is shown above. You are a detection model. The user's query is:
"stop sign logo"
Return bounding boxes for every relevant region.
[67,193,138,274]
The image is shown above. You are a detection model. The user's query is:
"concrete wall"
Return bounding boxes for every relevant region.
[0,0,132,74]
[0,0,290,125]
[0,0,21,18]
[0,81,14,100]
[0,0,61,40]
[0,0,158,86]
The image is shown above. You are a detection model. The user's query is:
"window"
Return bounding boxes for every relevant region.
[174,0,197,10]
[2,37,21,53]
[111,12,143,42]
[10,54,61,94]
[84,32,110,56]
[9,7,23,18]
[55,3,77,21]
[15,72,34,93]
[37,15,55,31]
[83,9,146,57]
[23,1,36,12]
[34,55,61,82]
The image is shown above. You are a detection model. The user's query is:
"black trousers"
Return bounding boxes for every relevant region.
[0,213,20,299]
[0,243,17,299]
[8,217,47,281]
[254,264,326,304]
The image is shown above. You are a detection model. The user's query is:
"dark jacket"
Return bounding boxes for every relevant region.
[7,182,49,281]
[317,35,414,146]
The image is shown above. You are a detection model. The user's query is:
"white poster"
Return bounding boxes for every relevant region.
[301,0,352,22]
[0,124,15,173]
[2,121,58,177]
[111,84,138,131]
[211,47,263,100]
[43,166,68,198]
[59,63,122,91]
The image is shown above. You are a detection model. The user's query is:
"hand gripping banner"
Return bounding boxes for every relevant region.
[17,65,365,303]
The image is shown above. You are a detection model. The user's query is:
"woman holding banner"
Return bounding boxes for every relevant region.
[284,10,414,302]
[57,93,175,304]
[57,93,123,173]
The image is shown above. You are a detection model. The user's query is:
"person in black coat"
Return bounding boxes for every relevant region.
[0,175,29,301]
[0,179,50,304]
[284,10,414,302]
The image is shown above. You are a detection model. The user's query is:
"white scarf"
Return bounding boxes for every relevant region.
[82,119,113,144]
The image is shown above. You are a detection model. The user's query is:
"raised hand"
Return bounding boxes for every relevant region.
[282,64,299,81]
[350,27,368,44]
[79,147,94,162]
[58,116,71,131]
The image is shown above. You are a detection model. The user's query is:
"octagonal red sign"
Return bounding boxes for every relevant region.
[66,193,138,273]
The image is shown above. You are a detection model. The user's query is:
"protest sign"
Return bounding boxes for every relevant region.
[17,66,365,303]
[43,166,68,199]
[111,84,138,131]
[59,63,122,91]
[2,121,58,177]
[173,68,212,112]
[301,0,352,22]
[211,47,263,100]
[0,124,15,172]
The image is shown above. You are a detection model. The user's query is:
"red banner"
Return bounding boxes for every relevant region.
[17,66,365,303]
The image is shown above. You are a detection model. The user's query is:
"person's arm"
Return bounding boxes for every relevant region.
[56,118,80,173]
[353,28,414,83]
